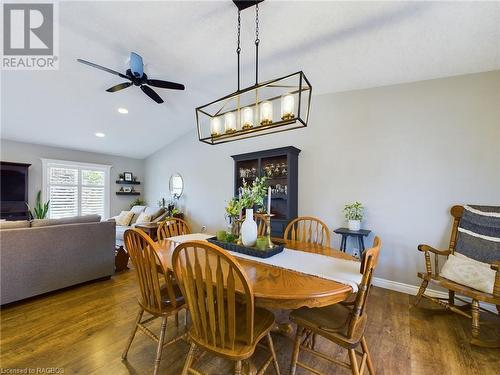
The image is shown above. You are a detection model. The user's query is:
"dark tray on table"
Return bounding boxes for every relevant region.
[207,237,284,258]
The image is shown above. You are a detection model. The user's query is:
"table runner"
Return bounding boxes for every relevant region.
[166,233,362,292]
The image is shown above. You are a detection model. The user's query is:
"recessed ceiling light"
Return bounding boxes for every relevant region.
[117,107,128,114]
[95,132,106,138]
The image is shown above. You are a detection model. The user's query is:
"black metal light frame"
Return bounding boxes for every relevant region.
[195,1,312,145]
[196,71,312,145]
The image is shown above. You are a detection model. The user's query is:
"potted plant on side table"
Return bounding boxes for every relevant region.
[344,201,363,231]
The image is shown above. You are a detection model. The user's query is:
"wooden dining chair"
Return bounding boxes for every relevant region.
[289,237,381,375]
[172,241,280,375]
[122,228,186,375]
[284,216,331,247]
[157,217,191,240]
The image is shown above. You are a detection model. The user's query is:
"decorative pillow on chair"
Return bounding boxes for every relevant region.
[134,212,152,225]
[115,211,134,226]
[440,252,495,294]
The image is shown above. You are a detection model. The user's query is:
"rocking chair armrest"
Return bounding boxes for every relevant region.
[417,244,451,256]
[493,262,500,297]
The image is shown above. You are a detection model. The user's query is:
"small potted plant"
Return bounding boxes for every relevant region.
[343,201,363,231]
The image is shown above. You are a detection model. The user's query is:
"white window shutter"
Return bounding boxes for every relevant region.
[42,159,111,219]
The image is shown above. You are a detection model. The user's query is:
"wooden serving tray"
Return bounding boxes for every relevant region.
[207,237,284,258]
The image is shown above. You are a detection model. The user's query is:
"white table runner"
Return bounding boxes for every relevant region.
[167,233,362,292]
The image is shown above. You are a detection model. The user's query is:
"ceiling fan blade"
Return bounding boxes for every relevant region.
[146,79,185,90]
[77,59,130,80]
[106,82,133,92]
[130,52,144,78]
[141,85,164,103]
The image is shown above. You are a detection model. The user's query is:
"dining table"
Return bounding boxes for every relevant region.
[155,236,358,311]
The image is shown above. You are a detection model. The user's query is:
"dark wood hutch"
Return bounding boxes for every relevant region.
[231,146,300,237]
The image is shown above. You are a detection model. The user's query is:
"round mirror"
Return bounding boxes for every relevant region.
[169,173,184,198]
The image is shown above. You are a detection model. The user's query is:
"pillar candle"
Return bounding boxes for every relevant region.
[267,186,271,215]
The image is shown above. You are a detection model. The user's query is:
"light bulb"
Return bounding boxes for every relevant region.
[224,112,236,134]
[260,101,273,126]
[210,117,221,137]
[241,107,254,130]
[281,94,295,120]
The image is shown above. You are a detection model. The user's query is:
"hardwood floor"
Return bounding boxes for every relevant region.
[1,269,498,374]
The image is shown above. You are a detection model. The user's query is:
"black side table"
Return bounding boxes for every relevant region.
[334,228,371,255]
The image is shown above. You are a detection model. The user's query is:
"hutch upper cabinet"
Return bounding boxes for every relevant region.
[231,146,300,237]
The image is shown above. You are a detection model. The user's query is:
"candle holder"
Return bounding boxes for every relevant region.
[260,119,273,126]
[281,113,295,121]
[263,213,275,249]
[242,123,253,130]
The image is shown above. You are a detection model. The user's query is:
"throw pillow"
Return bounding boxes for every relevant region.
[440,252,495,294]
[115,211,134,226]
[144,207,165,220]
[135,212,152,225]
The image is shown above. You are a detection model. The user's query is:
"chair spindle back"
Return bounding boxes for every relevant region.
[157,217,191,240]
[172,241,255,350]
[284,216,331,246]
[124,228,179,313]
[348,236,381,337]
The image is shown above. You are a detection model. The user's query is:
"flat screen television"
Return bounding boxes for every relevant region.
[0,161,31,220]
[1,169,27,201]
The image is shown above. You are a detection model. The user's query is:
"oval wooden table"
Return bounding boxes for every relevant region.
[155,238,357,310]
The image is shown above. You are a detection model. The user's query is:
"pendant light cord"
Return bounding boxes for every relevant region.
[236,10,241,91]
[255,3,260,85]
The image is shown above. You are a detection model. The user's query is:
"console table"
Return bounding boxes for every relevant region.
[334,228,371,255]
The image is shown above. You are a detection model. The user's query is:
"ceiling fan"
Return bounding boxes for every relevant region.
[77,52,185,104]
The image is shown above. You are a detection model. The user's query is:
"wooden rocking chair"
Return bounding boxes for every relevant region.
[414,205,500,348]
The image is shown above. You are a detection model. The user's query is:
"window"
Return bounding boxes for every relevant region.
[42,159,111,219]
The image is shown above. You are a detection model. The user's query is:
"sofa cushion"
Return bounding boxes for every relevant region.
[129,205,147,224]
[0,220,30,230]
[115,225,128,241]
[115,211,134,226]
[31,215,101,228]
[440,252,495,294]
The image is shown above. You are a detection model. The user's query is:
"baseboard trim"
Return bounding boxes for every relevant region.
[372,277,497,313]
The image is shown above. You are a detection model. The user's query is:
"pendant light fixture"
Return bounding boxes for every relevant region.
[196,0,312,145]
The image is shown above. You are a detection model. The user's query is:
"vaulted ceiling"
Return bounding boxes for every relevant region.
[2,1,499,158]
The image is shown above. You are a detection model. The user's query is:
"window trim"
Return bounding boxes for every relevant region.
[41,158,112,219]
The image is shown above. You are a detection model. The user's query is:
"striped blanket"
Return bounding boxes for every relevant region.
[455,205,500,263]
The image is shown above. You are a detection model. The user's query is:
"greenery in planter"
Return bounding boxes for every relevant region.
[130,198,146,209]
[343,201,363,221]
[26,191,50,219]
[225,197,242,218]
[239,176,268,211]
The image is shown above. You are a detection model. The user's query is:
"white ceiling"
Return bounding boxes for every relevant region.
[2,1,499,159]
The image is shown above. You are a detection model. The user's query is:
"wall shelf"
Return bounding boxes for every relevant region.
[116,192,140,196]
[116,180,140,185]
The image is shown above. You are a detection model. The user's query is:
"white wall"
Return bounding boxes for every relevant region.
[145,71,500,286]
[0,139,145,216]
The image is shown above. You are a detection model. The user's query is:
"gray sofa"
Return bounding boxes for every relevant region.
[0,216,115,305]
